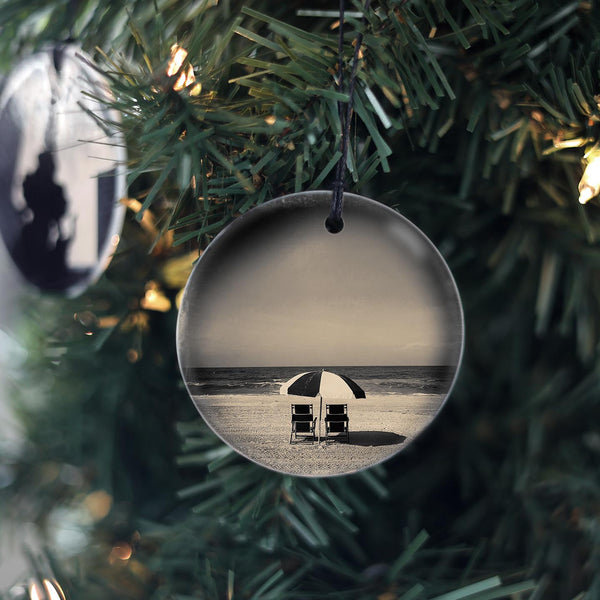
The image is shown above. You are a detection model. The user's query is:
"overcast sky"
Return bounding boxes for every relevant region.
[178,193,463,367]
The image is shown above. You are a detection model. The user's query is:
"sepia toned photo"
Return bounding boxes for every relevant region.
[177,191,463,477]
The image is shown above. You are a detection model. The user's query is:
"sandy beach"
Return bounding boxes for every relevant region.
[192,393,445,477]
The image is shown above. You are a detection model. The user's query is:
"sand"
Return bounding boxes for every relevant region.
[192,393,445,477]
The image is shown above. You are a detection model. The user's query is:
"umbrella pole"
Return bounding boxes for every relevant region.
[318,393,322,445]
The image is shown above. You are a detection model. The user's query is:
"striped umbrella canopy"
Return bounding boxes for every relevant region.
[280,370,366,399]
[281,370,365,444]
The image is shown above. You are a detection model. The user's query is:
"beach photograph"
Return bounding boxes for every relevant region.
[186,365,455,476]
[177,192,464,477]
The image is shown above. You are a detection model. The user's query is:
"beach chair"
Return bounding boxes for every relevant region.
[290,404,317,444]
[325,404,349,443]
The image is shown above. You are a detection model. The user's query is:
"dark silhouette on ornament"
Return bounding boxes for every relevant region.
[14,150,76,289]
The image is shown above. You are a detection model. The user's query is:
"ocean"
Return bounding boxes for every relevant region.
[184,365,456,396]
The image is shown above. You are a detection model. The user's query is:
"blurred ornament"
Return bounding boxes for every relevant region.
[45,490,116,560]
[578,151,600,204]
[0,44,126,296]
[47,504,91,557]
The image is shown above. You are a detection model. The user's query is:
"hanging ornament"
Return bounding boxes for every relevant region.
[176,1,463,476]
[177,191,464,477]
[0,44,126,296]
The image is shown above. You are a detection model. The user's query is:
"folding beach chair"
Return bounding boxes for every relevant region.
[290,404,317,444]
[325,404,349,443]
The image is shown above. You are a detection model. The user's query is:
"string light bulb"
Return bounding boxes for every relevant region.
[140,281,171,312]
[43,579,66,600]
[28,579,66,600]
[167,44,202,96]
[28,582,42,600]
[578,151,600,204]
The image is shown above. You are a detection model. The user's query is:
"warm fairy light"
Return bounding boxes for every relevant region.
[167,45,188,77]
[28,580,65,600]
[84,490,113,520]
[109,543,133,563]
[265,115,277,125]
[167,44,202,95]
[43,579,66,600]
[140,282,172,312]
[530,110,544,123]
[173,64,194,91]
[29,582,42,600]
[127,349,140,363]
[96,316,120,329]
[578,154,600,204]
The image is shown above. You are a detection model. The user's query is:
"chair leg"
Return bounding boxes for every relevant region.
[291,421,319,444]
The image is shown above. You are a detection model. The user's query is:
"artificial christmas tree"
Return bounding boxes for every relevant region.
[1,1,600,599]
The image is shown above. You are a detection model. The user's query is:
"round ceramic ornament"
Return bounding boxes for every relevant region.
[0,44,126,296]
[177,191,464,477]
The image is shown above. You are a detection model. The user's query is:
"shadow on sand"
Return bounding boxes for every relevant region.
[347,431,406,447]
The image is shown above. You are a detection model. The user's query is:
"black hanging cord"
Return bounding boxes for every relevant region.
[326,0,371,233]
[66,0,79,42]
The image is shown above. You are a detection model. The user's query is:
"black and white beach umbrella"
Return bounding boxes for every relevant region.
[280,370,366,399]
[281,370,365,443]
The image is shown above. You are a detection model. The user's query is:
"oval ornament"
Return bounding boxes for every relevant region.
[0,44,126,295]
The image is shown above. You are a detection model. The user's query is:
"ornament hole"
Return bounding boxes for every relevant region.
[325,215,344,234]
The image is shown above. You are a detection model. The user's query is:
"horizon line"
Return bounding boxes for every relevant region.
[184,364,455,369]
